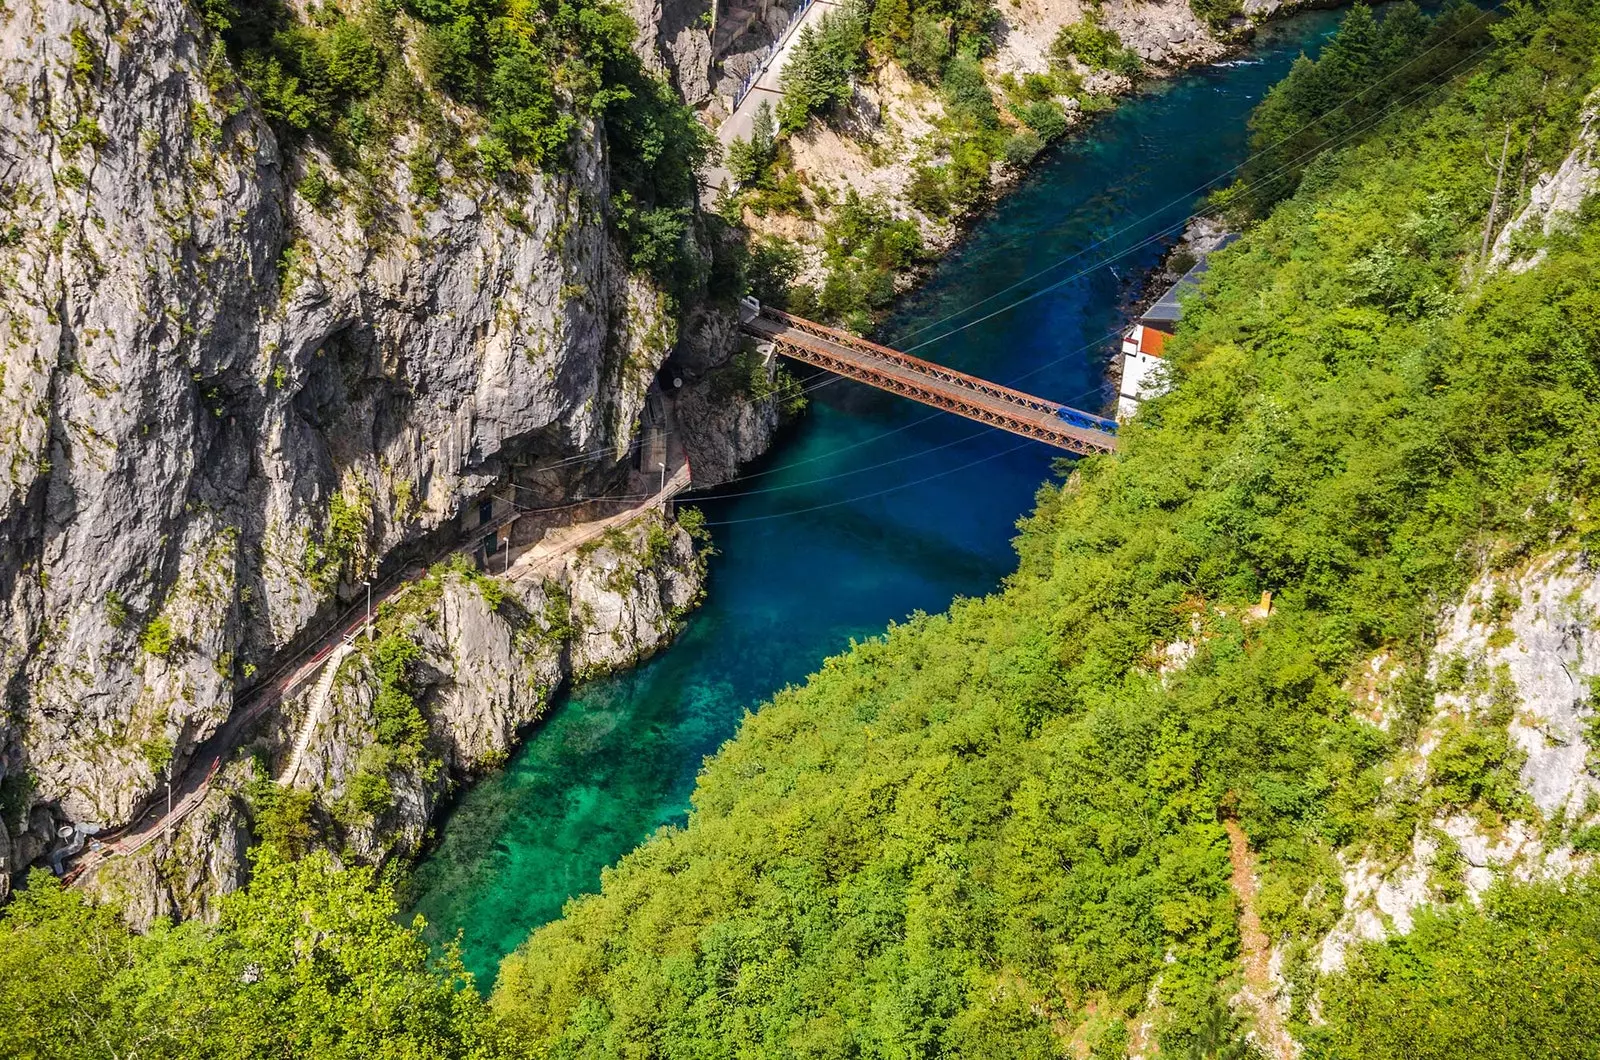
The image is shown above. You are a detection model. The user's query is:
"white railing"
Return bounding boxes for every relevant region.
[730,0,818,112]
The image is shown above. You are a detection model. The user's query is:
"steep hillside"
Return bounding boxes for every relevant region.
[485,3,1600,1054]
[0,0,766,905]
[704,0,1332,328]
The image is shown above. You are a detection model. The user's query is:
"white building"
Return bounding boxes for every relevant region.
[1117,234,1237,421]
[1117,323,1171,420]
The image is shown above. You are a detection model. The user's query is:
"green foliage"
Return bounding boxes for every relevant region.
[941,54,999,128]
[1189,0,1244,33]
[726,101,778,187]
[104,589,128,628]
[489,7,1600,1052]
[813,190,923,326]
[140,736,174,775]
[140,614,175,657]
[1002,129,1046,168]
[249,777,319,857]
[742,234,803,307]
[0,852,506,1058]
[407,141,442,199]
[1050,12,1142,76]
[297,162,337,211]
[1223,2,1493,216]
[335,750,396,827]
[777,0,869,133]
[372,633,428,755]
[1306,882,1600,1059]
[867,0,997,72]
[1013,97,1070,142]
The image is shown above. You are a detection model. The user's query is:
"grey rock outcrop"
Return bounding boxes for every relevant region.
[1490,90,1600,272]
[1,0,752,893]
[1315,552,1600,972]
[629,0,716,105]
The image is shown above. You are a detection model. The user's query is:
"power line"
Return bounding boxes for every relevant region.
[883,4,1500,349]
[687,32,1501,526]
[699,439,1038,526]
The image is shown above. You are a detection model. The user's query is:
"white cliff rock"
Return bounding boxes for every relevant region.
[1490,90,1600,272]
[1317,552,1600,972]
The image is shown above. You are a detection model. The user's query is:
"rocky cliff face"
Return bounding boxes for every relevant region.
[1309,553,1600,975]
[83,507,708,925]
[0,0,772,896]
[1491,89,1600,273]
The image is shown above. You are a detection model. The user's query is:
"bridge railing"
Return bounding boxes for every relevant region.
[756,306,1074,418]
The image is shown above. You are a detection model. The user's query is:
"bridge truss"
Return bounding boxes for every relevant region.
[740,305,1118,456]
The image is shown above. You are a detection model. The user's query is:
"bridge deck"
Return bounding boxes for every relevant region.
[742,309,1117,455]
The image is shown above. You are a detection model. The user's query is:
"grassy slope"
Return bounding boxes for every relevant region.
[493,3,1600,1056]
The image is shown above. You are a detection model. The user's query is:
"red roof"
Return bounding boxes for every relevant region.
[1139,326,1170,357]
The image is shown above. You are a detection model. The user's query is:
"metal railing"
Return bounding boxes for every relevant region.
[729,0,818,112]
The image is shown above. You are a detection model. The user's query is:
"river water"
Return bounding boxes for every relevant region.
[408,9,1343,988]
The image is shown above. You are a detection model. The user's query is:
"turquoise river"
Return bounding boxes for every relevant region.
[408,9,1345,988]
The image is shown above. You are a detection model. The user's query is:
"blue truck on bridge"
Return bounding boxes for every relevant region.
[1057,407,1118,434]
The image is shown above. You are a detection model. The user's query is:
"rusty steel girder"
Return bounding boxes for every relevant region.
[760,307,1070,418]
[764,328,1113,457]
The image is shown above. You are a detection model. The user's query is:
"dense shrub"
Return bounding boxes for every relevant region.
[1049,12,1142,77]
[0,852,504,1058]
[489,4,1600,1053]
[777,0,870,133]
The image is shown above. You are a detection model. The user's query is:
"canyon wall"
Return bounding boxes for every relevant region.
[0,0,772,897]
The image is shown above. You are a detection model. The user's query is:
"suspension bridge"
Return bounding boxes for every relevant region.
[738,300,1119,456]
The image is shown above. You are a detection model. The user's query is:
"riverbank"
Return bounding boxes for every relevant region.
[407,7,1349,985]
[721,0,1339,327]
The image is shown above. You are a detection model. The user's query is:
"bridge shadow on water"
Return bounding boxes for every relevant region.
[405,7,1345,990]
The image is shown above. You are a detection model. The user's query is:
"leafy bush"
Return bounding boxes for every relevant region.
[726,101,778,186]
[1014,98,1069,141]
[941,55,999,129]
[812,190,923,324]
[140,615,175,657]
[742,235,803,306]
[1189,0,1244,32]
[297,163,336,211]
[1049,12,1142,76]
[1002,129,1045,168]
[903,13,952,83]
[372,633,428,754]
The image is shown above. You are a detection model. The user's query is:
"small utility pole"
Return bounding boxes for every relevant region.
[1479,124,1513,268]
[164,760,172,840]
[364,578,373,639]
[659,461,667,495]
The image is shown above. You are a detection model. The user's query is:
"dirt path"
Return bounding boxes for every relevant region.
[1223,819,1296,1060]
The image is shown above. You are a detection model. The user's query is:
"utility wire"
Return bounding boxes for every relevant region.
[687,34,1501,524]
[883,4,1501,349]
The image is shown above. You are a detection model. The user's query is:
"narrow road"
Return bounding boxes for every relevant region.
[67,464,693,883]
[702,0,835,205]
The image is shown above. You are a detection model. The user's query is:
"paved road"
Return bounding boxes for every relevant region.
[66,465,692,883]
[702,0,836,206]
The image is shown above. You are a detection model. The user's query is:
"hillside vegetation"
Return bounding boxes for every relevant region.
[488,1,1600,1054]
[8,1,1600,1057]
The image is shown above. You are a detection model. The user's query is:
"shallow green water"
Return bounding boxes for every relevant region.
[407,11,1344,989]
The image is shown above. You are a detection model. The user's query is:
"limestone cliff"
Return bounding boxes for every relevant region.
[0,0,773,895]
[82,507,708,924]
[1309,553,1600,975]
